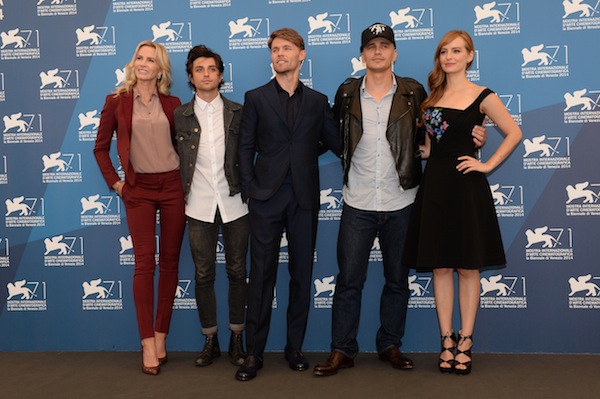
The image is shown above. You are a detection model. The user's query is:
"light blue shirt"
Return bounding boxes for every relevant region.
[343,77,417,212]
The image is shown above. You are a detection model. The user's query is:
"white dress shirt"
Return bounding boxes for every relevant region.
[185,94,248,223]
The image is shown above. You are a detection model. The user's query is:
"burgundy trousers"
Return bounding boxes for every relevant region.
[122,169,186,339]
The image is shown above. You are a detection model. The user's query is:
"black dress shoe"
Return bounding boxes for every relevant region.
[228,332,246,366]
[284,348,309,371]
[195,335,221,367]
[235,355,263,381]
[313,351,354,376]
[378,346,413,370]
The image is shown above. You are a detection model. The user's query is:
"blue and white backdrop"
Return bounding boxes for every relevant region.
[0,0,599,354]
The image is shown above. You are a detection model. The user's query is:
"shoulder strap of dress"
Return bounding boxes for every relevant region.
[475,87,494,104]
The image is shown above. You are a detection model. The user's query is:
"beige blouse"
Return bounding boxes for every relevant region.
[129,88,179,174]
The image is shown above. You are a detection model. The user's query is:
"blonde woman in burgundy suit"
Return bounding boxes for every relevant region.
[94,40,185,375]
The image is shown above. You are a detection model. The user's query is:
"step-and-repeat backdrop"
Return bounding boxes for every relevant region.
[1,0,599,353]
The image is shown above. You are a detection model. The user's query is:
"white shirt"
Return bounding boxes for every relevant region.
[344,77,417,212]
[185,94,248,223]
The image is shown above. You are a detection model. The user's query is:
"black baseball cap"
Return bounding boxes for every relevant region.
[360,22,396,52]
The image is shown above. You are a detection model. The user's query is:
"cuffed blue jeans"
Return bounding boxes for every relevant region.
[331,203,412,358]
[187,211,249,335]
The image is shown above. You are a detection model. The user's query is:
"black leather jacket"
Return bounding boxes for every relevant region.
[332,75,427,190]
[174,95,243,202]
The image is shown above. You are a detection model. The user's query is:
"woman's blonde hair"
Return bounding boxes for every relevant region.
[421,30,475,113]
[114,40,173,96]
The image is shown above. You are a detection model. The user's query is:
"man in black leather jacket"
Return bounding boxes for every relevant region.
[314,22,486,376]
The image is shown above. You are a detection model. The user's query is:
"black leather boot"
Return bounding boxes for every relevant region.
[195,335,221,367]
[228,332,246,366]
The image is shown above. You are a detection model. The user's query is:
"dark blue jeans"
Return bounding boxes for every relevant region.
[187,211,249,335]
[331,203,412,358]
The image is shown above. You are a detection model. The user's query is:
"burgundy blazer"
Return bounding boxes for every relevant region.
[93,91,181,188]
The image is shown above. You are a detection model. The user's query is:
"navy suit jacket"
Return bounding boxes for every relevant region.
[238,79,341,210]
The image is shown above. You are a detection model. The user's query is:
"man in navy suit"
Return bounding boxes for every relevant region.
[235,27,341,382]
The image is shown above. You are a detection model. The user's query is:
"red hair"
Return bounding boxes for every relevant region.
[421,30,475,114]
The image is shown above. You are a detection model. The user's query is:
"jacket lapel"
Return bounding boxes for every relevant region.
[159,94,175,128]
[263,79,290,133]
[349,78,363,126]
[223,98,234,143]
[388,76,412,127]
[292,81,307,133]
[123,92,134,141]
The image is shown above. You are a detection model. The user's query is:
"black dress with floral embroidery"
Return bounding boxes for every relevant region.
[403,88,506,270]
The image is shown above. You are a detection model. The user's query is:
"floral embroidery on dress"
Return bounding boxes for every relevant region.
[424,108,449,143]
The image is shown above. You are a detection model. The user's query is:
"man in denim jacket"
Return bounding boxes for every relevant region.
[175,45,248,368]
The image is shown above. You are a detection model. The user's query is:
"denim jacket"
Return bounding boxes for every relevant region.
[174,95,243,201]
[332,75,427,190]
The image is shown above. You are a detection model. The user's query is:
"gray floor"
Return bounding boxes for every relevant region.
[1,351,597,399]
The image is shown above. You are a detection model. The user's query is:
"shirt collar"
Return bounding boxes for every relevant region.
[360,74,397,98]
[133,86,158,100]
[195,92,223,111]
[275,79,303,97]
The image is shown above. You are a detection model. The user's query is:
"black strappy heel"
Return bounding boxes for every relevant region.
[438,331,457,373]
[455,333,473,375]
